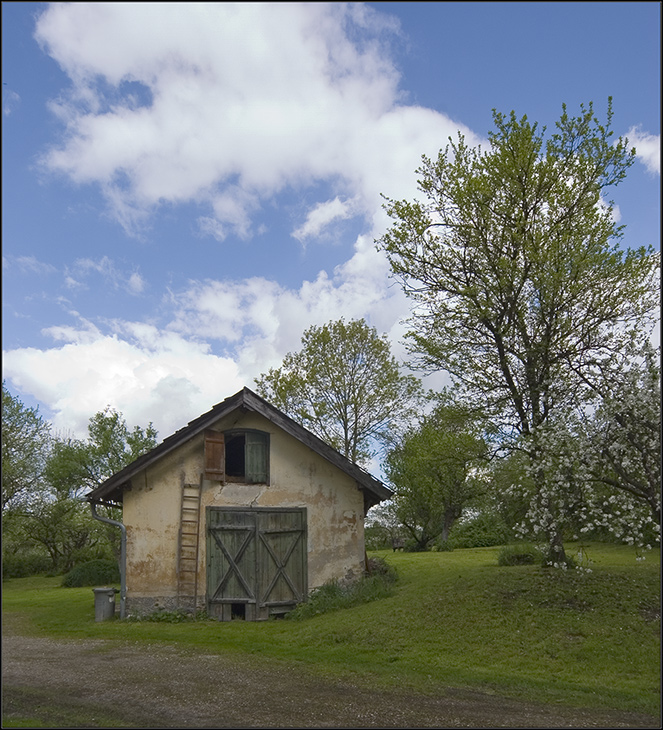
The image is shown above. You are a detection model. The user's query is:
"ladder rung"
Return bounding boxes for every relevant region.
[179,487,200,604]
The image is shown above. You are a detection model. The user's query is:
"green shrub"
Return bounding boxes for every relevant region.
[432,540,454,552]
[404,539,429,552]
[288,558,397,620]
[497,542,544,566]
[365,556,398,581]
[65,544,116,570]
[449,511,513,549]
[2,550,52,580]
[61,559,120,587]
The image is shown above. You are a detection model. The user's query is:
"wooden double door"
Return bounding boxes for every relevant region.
[206,507,307,621]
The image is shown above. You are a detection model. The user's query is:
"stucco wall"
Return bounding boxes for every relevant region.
[122,410,366,613]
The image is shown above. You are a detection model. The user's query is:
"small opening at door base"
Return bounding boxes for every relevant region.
[230,603,245,620]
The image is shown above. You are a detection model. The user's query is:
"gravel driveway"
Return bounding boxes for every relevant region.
[2,629,659,728]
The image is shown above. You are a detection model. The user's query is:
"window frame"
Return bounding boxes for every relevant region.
[204,428,270,485]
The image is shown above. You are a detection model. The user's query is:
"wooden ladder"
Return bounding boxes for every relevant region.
[177,476,203,611]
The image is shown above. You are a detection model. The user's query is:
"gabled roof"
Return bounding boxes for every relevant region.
[86,387,391,508]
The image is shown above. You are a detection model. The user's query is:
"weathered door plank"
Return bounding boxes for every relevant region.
[207,507,307,620]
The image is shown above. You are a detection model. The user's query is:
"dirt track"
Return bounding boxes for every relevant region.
[2,630,660,728]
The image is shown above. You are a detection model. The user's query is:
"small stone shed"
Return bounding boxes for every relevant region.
[87,387,391,620]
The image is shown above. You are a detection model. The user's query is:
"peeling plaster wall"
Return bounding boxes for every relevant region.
[122,410,366,611]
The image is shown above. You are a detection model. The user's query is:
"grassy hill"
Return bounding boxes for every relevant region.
[2,542,660,716]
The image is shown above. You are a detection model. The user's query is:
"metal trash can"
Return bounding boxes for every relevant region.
[93,587,118,621]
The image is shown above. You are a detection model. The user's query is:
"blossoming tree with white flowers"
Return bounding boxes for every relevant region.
[583,342,660,525]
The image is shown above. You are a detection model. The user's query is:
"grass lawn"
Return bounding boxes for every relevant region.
[3,542,660,717]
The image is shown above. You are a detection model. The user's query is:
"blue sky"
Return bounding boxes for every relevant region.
[2,1,660,445]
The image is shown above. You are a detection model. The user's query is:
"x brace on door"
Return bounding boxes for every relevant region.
[210,527,255,601]
[258,529,303,603]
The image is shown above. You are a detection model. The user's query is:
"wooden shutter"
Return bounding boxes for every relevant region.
[204,430,225,481]
[245,431,269,484]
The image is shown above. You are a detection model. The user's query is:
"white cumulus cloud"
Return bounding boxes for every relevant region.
[293,197,359,242]
[33,3,475,239]
[625,126,660,175]
[2,320,243,439]
[6,2,482,441]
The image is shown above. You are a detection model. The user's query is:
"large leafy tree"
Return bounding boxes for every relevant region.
[25,495,107,573]
[2,385,54,576]
[46,406,158,497]
[384,401,488,550]
[2,390,159,573]
[378,100,658,561]
[43,407,159,565]
[255,318,424,465]
[2,383,52,514]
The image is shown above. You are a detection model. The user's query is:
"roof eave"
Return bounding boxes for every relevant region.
[86,387,391,505]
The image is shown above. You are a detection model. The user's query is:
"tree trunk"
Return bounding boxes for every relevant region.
[546,529,568,566]
[440,505,461,543]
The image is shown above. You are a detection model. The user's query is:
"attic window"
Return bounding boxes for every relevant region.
[204,429,269,484]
